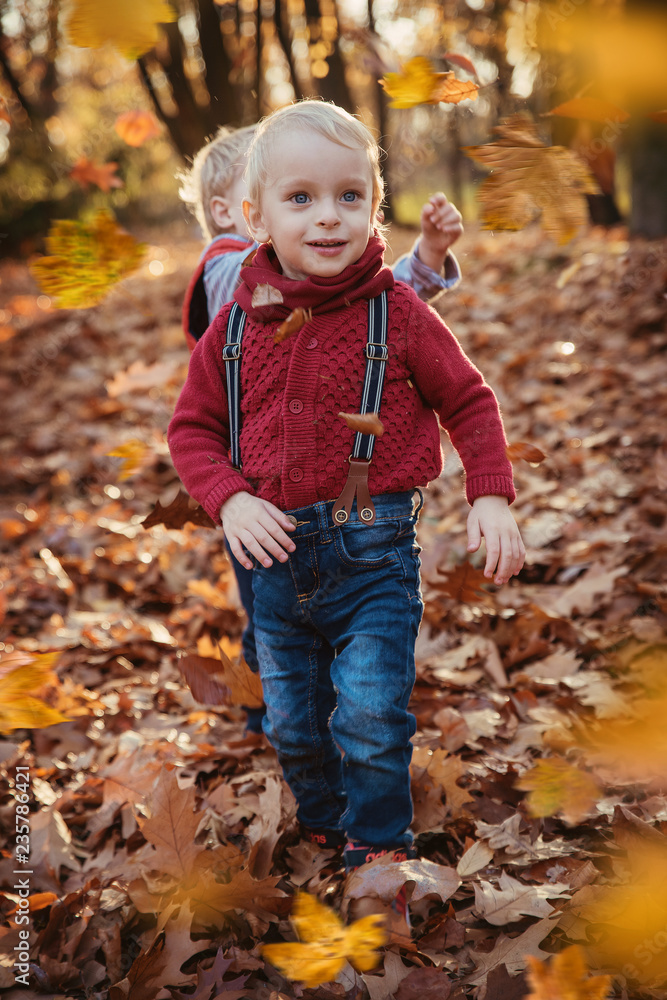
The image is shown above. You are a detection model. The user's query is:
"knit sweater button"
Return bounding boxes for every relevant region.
[289,399,303,414]
[306,337,318,350]
[289,468,303,482]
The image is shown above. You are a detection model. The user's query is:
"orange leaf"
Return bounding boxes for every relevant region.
[177,654,232,706]
[442,51,479,80]
[142,487,216,530]
[516,757,600,824]
[432,562,493,604]
[274,307,312,344]
[526,945,611,1000]
[546,97,630,123]
[338,412,384,437]
[251,283,284,308]
[107,438,151,479]
[114,109,161,146]
[70,157,124,192]
[505,441,546,464]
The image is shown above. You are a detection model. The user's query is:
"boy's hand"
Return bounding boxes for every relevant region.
[466,495,525,586]
[221,491,296,570]
[418,193,463,274]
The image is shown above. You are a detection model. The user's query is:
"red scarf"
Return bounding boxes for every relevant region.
[234,234,394,320]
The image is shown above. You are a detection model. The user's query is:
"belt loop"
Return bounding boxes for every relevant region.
[412,488,424,517]
[315,501,331,542]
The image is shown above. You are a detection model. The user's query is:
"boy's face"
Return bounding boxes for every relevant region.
[243,130,376,281]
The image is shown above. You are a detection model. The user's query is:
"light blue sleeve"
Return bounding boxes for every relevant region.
[391,239,461,301]
[203,241,259,318]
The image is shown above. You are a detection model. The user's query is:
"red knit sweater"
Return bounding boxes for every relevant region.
[168,237,515,524]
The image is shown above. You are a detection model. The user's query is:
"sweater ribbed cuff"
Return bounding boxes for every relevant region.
[465,475,516,506]
[204,476,256,525]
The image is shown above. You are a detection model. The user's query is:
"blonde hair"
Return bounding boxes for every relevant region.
[177,124,256,241]
[244,100,385,213]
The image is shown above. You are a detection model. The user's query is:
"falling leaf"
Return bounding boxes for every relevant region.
[142,487,216,530]
[381,56,478,108]
[70,157,123,192]
[262,892,386,987]
[526,944,611,1000]
[473,871,569,926]
[66,0,177,60]
[274,307,312,344]
[545,97,630,123]
[516,757,600,824]
[114,109,161,146]
[443,51,479,80]
[251,283,284,308]
[464,114,599,245]
[177,655,232,707]
[431,561,493,604]
[107,439,151,480]
[338,412,384,437]
[196,635,264,708]
[30,211,146,309]
[506,442,546,464]
[0,652,70,733]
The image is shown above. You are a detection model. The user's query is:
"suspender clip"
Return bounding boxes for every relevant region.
[365,342,388,361]
[223,343,241,362]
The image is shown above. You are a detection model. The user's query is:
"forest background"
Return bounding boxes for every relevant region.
[1,1,667,999]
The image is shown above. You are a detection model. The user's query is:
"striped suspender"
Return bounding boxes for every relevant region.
[352,290,389,462]
[222,302,246,470]
[222,291,389,498]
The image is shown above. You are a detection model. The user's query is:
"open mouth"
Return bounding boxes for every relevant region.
[307,240,347,247]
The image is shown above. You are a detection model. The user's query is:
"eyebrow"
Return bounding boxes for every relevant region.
[275,177,370,192]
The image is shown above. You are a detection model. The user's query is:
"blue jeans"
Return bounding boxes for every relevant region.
[251,490,424,850]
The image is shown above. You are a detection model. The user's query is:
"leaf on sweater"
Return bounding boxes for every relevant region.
[381,56,478,108]
[506,441,546,464]
[114,110,161,146]
[30,211,145,309]
[142,486,216,530]
[70,157,123,191]
[338,412,385,437]
[251,283,284,308]
[274,307,312,344]
[463,114,598,245]
[66,0,177,60]
[263,892,386,987]
[516,757,600,824]
[525,945,611,1000]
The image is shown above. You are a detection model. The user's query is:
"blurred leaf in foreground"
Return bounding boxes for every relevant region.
[66,0,177,60]
[526,945,611,1000]
[31,211,146,309]
[114,110,162,146]
[464,114,598,244]
[263,891,386,988]
[382,57,478,108]
[107,439,152,480]
[70,158,123,192]
[516,757,601,824]
[0,652,70,733]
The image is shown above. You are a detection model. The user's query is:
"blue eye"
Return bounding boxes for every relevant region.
[292,193,309,204]
[342,191,358,202]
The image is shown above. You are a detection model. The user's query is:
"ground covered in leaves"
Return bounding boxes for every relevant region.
[0,220,666,1000]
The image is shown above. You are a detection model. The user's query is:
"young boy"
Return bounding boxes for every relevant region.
[169,100,525,872]
[179,122,465,733]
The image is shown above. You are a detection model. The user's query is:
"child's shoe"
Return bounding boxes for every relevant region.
[302,826,346,851]
[343,842,417,928]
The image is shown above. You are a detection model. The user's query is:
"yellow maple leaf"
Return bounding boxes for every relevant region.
[30,211,146,309]
[381,56,478,109]
[107,439,151,480]
[66,0,177,60]
[262,892,386,988]
[464,114,598,244]
[0,652,70,733]
[526,945,611,1000]
[197,633,264,708]
[516,757,600,824]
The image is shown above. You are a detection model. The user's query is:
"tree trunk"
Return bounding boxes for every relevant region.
[628,120,667,238]
[197,0,241,129]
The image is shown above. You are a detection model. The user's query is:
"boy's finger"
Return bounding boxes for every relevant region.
[230,537,254,571]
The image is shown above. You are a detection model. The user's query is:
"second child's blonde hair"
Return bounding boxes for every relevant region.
[244,101,385,213]
[178,124,256,241]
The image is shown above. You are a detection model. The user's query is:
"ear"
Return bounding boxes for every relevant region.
[243,199,270,244]
[210,195,236,231]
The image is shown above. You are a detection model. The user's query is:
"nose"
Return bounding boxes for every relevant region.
[316,197,341,228]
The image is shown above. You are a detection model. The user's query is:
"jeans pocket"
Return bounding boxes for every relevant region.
[333,518,402,567]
